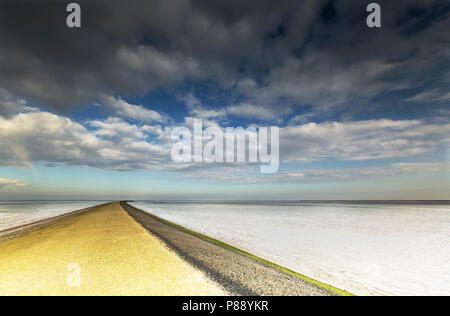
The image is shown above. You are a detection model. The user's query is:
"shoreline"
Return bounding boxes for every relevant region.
[0,203,110,244]
[122,202,352,296]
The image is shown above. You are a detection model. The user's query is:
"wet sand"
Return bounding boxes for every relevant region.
[0,202,226,296]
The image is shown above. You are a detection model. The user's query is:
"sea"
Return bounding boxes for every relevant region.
[0,201,105,231]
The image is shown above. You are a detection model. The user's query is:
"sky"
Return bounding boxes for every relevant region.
[0,0,449,200]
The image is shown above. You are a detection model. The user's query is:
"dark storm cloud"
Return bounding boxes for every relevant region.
[0,0,448,113]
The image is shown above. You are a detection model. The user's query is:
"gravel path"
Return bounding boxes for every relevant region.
[122,202,339,296]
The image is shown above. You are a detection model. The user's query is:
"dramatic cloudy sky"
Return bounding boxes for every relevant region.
[0,0,448,200]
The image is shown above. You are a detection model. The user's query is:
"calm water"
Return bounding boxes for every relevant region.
[0,201,105,231]
[131,201,450,296]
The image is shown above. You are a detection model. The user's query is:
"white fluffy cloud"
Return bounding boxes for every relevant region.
[90,117,147,139]
[0,112,170,171]
[181,93,226,119]
[99,95,163,123]
[280,120,450,162]
[182,93,290,121]
[141,125,163,136]
[0,110,448,181]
